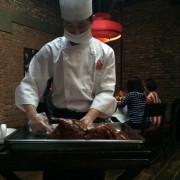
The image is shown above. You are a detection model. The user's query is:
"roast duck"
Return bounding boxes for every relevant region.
[49,118,129,140]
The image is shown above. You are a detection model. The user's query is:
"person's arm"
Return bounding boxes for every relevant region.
[15,44,54,134]
[15,43,54,112]
[117,93,131,109]
[90,46,117,118]
[146,93,153,104]
[80,108,101,128]
[146,98,153,104]
[23,104,38,120]
[23,104,53,134]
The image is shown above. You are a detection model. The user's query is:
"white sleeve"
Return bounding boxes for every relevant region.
[90,46,117,118]
[15,44,53,111]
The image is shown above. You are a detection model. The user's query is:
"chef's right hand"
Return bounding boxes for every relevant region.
[28,113,54,134]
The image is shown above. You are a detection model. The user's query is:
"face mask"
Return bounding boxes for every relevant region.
[64,29,92,44]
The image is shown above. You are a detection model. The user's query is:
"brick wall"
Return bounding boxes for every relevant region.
[0,0,179,127]
[0,0,61,128]
[111,0,180,120]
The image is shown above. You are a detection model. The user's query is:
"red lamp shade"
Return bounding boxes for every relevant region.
[91,13,123,43]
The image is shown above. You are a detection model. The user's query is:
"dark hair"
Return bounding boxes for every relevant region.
[127,76,144,93]
[145,78,157,91]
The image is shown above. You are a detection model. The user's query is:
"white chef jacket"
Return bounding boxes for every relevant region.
[15,37,117,118]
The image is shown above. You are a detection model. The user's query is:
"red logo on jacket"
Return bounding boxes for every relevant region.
[96,60,103,70]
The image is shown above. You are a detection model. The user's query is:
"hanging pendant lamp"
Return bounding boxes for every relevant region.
[91,13,123,43]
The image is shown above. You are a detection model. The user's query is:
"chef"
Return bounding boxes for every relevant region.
[15,0,117,135]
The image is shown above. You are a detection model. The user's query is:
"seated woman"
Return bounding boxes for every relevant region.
[144,78,161,125]
[117,76,151,129]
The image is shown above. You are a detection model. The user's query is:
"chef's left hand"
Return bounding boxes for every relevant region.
[80,116,94,129]
[80,108,101,129]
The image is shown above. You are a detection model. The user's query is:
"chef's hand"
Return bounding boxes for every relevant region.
[80,116,94,129]
[28,113,54,134]
[80,108,101,129]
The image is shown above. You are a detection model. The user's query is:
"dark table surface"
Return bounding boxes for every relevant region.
[0,123,151,171]
[0,139,151,180]
[0,122,151,180]
[0,144,150,171]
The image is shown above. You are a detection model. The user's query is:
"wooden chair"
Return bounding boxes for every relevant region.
[171,99,180,142]
[163,99,180,147]
[133,103,167,155]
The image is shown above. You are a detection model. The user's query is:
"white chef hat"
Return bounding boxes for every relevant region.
[59,0,92,21]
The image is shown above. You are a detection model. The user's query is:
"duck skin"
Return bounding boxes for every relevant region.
[49,118,129,140]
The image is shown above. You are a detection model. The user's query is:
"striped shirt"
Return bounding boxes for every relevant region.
[118,92,150,128]
[146,91,161,125]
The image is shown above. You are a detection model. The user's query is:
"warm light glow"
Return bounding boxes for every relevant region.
[105,34,121,43]
[97,34,121,43]
[91,13,123,43]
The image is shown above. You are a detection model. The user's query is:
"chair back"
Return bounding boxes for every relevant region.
[141,103,167,135]
[171,99,180,140]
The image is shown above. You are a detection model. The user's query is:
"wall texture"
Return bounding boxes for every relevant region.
[0,0,62,127]
[0,0,179,127]
[110,0,180,119]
